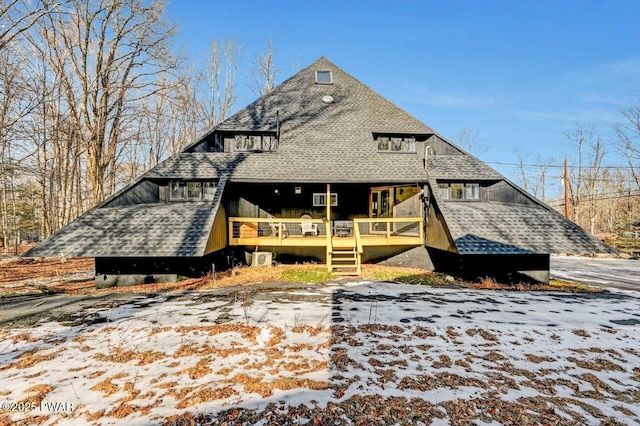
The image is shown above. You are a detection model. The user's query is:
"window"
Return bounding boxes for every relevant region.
[315,70,332,84]
[375,135,416,152]
[464,183,480,200]
[203,182,217,200]
[169,181,216,200]
[171,181,185,200]
[187,182,202,199]
[450,183,464,200]
[313,193,338,206]
[230,134,278,152]
[437,183,480,201]
[437,183,449,200]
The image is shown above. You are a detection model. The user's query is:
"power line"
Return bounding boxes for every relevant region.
[547,189,640,206]
[487,161,634,170]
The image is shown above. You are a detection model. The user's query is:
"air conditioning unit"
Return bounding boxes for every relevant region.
[251,252,272,267]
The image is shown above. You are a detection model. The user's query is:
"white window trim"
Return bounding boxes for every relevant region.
[437,183,480,201]
[312,193,338,206]
[376,135,416,153]
[315,70,333,84]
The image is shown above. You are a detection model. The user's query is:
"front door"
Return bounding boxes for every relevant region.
[370,187,393,218]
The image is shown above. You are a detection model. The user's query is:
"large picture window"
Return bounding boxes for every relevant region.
[313,193,338,206]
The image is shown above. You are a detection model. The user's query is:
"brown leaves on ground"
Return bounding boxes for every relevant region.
[0,348,64,371]
[182,357,212,380]
[90,372,127,396]
[224,373,328,398]
[1,256,600,300]
[175,386,238,409]
[175,324,260,342]
[94,347,166,366]
[21,384,54,406]
[0,257,93,284]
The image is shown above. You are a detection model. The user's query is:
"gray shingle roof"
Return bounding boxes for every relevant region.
[25,177,227,258]
[175,57,434,184]
[25,57,614,259]
[145,152,428,183]
[24,202,215,257]
[436,200,615,255]
[428,154,502,180]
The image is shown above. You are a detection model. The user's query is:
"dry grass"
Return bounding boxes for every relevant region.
[0,256,600,300]
[175,324,260,342]
[0,257,93,284]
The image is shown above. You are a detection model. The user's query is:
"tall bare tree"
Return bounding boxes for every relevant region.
[0,0,61,51]
[615,103,640,191]
[200,37,241,130]
[37,0,179,205]
[248,38,279,97]
[451,127,489,156]
[514,150,553,201]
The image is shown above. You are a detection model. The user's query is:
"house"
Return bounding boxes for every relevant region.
[24,57,614,285]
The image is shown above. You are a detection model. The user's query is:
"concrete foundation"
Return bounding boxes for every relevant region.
[427,248,551,284]
[95,274,180,288]
[377,246,435,270]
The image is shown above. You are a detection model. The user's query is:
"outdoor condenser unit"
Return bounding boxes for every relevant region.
[251,252,273,267]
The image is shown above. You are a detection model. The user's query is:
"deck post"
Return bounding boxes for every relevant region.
[326,183,332,272]
[326,184,331,224]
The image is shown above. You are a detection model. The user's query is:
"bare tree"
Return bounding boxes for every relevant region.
[248,38,279,97]
[0,37,38,249]
[37,0,179,206]
[0,0,61,51]
[451,127,489,156]
[514,150,553,201]
[200,37,241,130]
[614,104,640,191]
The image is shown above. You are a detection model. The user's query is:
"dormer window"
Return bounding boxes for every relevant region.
[166,181,217,201]
[315,70,332,84]
[216,133,278,152]
[438,183,480,201]
[375,134,416,153]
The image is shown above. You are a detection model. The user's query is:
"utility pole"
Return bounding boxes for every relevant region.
[564,158,570,218]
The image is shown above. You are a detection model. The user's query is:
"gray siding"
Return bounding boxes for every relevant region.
[103,181,159,207]
[483,181,535,205]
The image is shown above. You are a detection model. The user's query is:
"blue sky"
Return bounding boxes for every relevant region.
[166,0,640,187]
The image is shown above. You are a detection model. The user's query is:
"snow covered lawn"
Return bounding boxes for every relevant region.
[1,281,640,425]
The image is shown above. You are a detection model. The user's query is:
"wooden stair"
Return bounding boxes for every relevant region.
[329,245,361,276]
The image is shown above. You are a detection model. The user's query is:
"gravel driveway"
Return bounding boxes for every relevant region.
[551,255,640,291]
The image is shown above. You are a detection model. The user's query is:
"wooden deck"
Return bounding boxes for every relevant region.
[228,217,424,247]
[228,216,423,276]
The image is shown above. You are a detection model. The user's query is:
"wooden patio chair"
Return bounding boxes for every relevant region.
[267,214,287,237]
[300,214,318,236]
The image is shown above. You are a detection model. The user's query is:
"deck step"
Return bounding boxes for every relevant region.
[328,236,361,276]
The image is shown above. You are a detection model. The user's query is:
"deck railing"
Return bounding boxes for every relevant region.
[354,217,423,245]
[229,217,327,243]
[228,217,423,247]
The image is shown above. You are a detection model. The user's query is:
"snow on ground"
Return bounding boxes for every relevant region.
[1,281,640,425]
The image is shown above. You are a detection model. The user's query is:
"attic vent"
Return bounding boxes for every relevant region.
[322,95,334,103]
[315,70,332,84]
